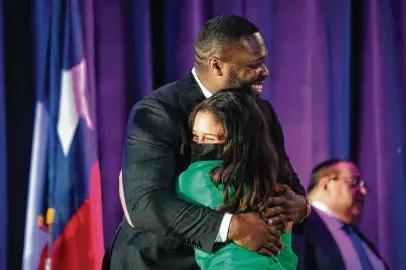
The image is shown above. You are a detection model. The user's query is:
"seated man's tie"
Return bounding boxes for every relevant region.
[342,225,373,270]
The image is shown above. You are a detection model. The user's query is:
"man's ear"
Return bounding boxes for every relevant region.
[208,56,224,76]
[318,176,330,190]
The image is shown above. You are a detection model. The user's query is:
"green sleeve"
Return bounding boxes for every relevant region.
[176,160,225,210]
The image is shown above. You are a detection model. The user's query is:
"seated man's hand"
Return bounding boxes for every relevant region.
[227,213,284,257]
[266,184,309,230]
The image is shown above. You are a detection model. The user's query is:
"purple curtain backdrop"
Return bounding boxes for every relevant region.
[358,0,406,268]
[89,0,406,268]
[0,0,7,268]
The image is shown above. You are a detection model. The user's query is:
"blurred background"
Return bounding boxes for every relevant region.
[1,0,405,269]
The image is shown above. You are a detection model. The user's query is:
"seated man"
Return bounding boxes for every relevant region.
[293,159,388,270]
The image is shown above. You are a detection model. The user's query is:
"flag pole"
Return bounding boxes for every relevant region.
[45,208,55,270]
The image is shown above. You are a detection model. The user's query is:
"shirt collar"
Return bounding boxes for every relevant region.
[311,200,344,231]
[191,67,212,98]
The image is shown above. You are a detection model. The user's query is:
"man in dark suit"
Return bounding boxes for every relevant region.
[293,159,388,270]
[108,15,310,270]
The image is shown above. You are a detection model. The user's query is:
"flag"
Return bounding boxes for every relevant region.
[0,0,7,268]
[23,0,104,269]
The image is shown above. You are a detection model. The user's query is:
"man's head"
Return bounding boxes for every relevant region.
[194,15,269,96]
[307,159,368,225]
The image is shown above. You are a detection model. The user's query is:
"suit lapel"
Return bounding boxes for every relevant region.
[173,72,205,159]
[309,210,346,270]
[355,228,389,269]
[175,71,206,115]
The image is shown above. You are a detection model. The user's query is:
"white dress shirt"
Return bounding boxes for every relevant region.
[191,67,233,242]
[311,201,385,270]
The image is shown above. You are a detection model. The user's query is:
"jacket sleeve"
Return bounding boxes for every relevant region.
[122,97,224,252]
[264,100,307,234]
[293,233,317,270]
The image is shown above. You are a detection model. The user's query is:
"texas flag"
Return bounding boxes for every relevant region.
[22,0,104,269]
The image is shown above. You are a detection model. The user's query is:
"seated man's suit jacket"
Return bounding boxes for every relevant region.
[293,207,389,270]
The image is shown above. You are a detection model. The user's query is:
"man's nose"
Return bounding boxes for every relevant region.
[359,186,367,195]
[260,64,269,79]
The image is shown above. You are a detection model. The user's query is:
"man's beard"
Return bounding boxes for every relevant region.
[227,69,259,98]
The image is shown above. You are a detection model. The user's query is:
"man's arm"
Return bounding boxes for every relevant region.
[119,167,230,240]
[264,100,305,196]
[262,100,309,233]
[122,98,224,252]
[122,97,282,255]
[292,233,316,270]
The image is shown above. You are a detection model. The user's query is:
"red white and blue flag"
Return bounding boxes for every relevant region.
[23,0,104,269]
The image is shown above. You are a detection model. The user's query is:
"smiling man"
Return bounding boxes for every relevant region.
[107,15,309,270]
[193,19,268,97]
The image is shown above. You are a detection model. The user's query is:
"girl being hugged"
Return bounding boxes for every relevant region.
[176,88,297,270]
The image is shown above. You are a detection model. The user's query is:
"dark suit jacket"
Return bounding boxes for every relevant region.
[107,72,306,270]
[293,207,389,270]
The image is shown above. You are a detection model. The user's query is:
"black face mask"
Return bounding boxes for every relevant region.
[190,142,223,163]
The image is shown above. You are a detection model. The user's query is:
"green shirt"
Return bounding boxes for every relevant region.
[176,160,298,270]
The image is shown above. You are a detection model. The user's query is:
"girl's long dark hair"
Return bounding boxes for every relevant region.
[189,88,290,218]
